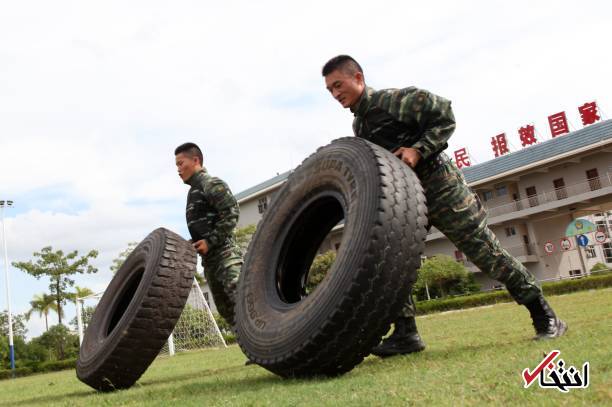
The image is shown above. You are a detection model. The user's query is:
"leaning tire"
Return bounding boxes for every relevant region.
[235,137,428,377]
[76,228,196,391]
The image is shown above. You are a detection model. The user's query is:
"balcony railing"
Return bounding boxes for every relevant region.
[425,174,611,237]
[485,174,612,219]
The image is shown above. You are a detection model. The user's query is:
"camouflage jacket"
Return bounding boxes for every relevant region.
[185,168,240,255]
[351,86,456,160]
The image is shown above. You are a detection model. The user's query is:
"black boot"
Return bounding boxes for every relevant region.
[371,317,426,358]
[525,295,568,340]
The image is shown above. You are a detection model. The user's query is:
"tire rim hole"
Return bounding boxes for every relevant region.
[107,267,145,336]
[276,193,344,304]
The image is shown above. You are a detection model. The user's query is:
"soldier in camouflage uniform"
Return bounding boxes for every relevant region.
[175,142,243,326]
[322,55,567,357]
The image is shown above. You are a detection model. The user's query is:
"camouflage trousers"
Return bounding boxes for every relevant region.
[399,154,542,318]
[202,245,243,326]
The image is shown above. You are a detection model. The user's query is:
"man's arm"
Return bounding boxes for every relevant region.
[202,178,240,251]
[388,88,457,160]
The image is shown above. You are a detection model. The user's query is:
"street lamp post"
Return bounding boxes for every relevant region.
[0,200,15,374]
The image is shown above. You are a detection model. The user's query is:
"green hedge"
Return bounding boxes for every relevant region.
[416,272,612,316]
[0,358,76,381]
[0,367,33,380]
[34,358,76,373]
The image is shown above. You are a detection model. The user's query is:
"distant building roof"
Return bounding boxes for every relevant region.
[463,119,612,185]
[235,170,292,201]
[236,119,612,201]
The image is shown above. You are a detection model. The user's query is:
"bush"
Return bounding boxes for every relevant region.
[223,333,236,345]
[0,358,77,380]
[416,272,612,315]
[413,255,480,300]
[590,262,610,273]
[213,312,232,335]
[306,251,336,293]
[34,358,76,373]
[28,324,79,361]
[0,367,33,380]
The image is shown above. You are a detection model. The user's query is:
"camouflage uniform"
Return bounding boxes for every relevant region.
[352,86,542,318]
[185,168,242,324]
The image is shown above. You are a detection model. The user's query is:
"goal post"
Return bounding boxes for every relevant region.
[161,279,227,355]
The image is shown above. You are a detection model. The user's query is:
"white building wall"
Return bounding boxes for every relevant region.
[238,199,261,228]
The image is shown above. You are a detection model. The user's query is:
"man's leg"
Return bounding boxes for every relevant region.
[203,258,241,326]
[370,291,426,357]
[425,160,566,339]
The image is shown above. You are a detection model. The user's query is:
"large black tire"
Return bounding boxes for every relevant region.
[76,228,196,391]
[235,138,428,377]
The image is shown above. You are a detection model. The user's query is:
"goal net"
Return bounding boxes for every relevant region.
[159,279,227,355]
[76,278,226,356]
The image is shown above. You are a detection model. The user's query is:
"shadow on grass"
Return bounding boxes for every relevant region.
[358,335,535,370]
[3,389,94,407]
[6,332,550,405]
[6,363,314,406]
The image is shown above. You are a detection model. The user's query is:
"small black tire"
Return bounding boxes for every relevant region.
[76,228,196,391]
[234,137,428,377]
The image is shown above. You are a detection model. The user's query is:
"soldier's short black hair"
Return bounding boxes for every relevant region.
[322,55,363,77]
[175,142,203,165]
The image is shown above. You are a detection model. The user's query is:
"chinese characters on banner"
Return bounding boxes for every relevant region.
[548,112,569,137]
[519,125,537,147]
[491,133,510,157]
[578,102,600,125]
[488,101,601,158]
[454,148,471,169]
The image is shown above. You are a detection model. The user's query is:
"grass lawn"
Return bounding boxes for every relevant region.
[1,288,610,406]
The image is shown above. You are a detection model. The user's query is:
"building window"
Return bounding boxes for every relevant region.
[569,269,582,277]
[586,168,601,191]
[585,245,596,259]
[553,178,567,200]
[603,243,612,263]
[334,243,341,251]
[525,186,539,207]
[482,190,494,202]
[257,196,268,214]
[495,185,508,197]
[203,292,210,306]
[505,226,516,237]
[454,250,464,262]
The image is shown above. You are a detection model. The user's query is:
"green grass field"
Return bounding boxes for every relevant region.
[1,288,610,406]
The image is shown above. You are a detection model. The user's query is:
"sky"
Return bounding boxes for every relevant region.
[1,1,611,338]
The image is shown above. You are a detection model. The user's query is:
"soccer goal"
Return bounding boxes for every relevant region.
[160,279,227,355]
[76,278,226,356]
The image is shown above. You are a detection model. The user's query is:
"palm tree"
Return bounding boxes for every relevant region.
[68,286,95,303]
[25,293,59,332]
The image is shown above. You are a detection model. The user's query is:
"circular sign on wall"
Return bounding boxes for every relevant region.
[576,234,589,247]
[594,231,607,244]
[560,237,573,251]
[543,241,555,255]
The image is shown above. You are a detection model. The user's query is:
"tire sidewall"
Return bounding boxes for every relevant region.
[237,140,387,358]
[77,231,164,374]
